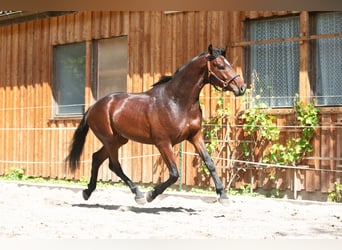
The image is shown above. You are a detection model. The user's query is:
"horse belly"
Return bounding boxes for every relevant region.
[114,116,153,144]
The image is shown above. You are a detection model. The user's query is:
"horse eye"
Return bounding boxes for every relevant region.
[217,65,225,70]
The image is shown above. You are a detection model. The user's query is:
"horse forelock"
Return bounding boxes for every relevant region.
[208,47,225,61]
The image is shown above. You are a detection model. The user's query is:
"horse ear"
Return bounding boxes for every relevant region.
[208,44,213,54]
[222,45,228,57]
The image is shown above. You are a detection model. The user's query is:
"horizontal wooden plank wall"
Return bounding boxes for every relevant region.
[0,11,341,197]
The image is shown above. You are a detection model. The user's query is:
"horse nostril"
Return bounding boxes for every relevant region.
[240,85,246,93]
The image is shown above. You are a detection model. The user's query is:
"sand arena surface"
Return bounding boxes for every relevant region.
[0,181,341,239]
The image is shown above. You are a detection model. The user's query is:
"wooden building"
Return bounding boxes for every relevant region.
[0,11,341,200]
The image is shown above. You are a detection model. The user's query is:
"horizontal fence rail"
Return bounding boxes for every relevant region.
[0,111,341,194]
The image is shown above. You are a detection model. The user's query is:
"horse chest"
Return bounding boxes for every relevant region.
[174,112,202,142]
[184,116,201,132]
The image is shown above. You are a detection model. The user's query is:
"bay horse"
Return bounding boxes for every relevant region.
[66,45,246,205]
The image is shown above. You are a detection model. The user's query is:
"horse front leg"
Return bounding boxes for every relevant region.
[146,143,179,202]
[189,131,229,206]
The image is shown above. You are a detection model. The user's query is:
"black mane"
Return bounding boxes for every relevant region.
[151,47,224,88]
[152,75,174,87]
[152,52,208,88]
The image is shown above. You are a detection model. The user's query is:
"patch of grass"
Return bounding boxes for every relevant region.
[0,166,265,198]
[189,186,216,195]
[4,166,27,180]
[0,167,143,191]
[228,183,264,198]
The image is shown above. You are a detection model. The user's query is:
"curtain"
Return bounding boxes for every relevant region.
[316,12,342,106]
[249,16,300,107]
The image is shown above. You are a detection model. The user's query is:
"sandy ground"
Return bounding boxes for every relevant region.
[0,181,341,239]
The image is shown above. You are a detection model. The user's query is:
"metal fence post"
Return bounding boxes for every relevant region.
[179,142,183,192]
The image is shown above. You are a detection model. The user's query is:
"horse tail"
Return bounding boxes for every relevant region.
[66,110,90,172]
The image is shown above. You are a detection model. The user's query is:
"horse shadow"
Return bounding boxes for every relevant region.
[72,203,200,215]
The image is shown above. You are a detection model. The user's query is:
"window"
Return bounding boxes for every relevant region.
[53,42,86,116]
[245,16,300,107]
[95,36,128,99]
[53,36,128,118]
[313,12,342,106]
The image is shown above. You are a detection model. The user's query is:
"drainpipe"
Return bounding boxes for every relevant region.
[294,167,297,200]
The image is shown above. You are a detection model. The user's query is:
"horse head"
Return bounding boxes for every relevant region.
[206,44,246,96]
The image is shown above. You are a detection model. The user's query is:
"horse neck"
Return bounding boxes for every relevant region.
[166,56,207,106]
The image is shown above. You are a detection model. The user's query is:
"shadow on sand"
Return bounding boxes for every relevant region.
[72,203,200,215]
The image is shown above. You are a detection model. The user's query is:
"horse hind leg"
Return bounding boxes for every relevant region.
[101,135,145,205]
[83,146,108,200]
[108,152,146,205]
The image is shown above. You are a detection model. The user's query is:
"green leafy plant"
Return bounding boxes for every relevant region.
[240,88,320,197]
[5,166,26,180]
[201,89,262,193]
[263,99,320,166]
[328,182,342,203]
[240,89,319,168]
[228,182,260,197]
[202,94,230,154]
[79,176,89,186]
[201,92,230,174]
[200,85,320,196]
[240,89,280,163]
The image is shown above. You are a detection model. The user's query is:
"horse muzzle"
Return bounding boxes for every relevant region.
[235,84,247,96]
[224,82,247,96]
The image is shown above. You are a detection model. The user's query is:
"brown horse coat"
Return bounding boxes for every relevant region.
[66,45,246,205]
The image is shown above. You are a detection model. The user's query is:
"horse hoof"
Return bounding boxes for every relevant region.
[82,190,90,201]
[135,196,146,206]
[218,198,230,207]
[146,191,154,203]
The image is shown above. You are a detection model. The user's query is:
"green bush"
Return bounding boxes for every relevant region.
[263,100,319,166]
[5,166,26,180]
[328,182,342,203]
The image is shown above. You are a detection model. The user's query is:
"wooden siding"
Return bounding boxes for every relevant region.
[0,11,341,199]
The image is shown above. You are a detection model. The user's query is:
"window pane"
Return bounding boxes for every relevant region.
[248,17,300,107]
[316,12,342,106]
[97,36,128,99]
[55,42,85,115]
